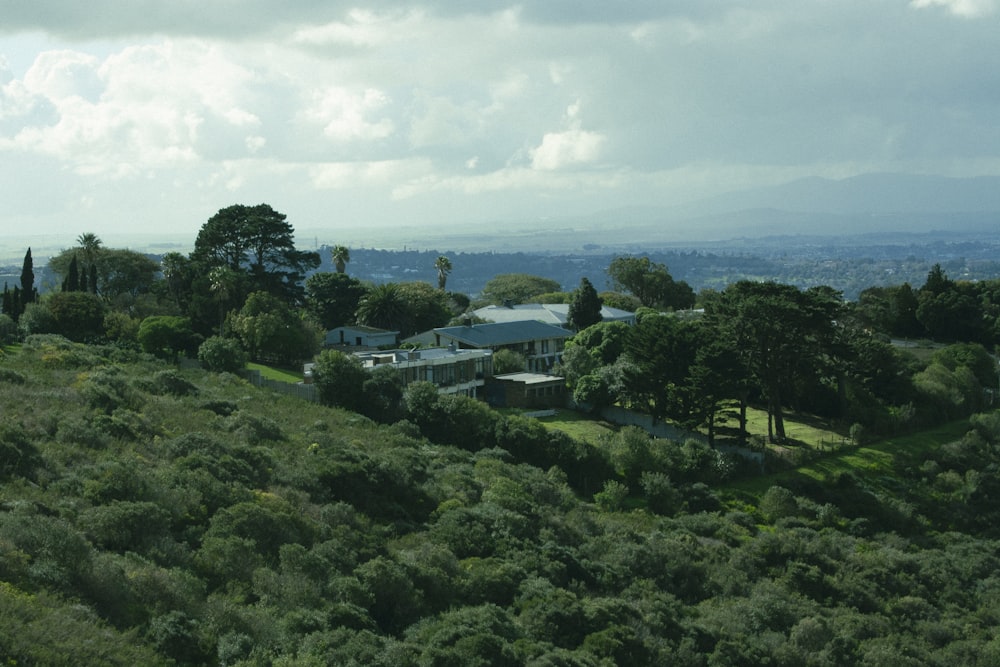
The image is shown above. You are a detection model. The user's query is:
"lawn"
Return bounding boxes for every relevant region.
[723,418,970,496]
[246,362,302,384]
[533,409,619,443]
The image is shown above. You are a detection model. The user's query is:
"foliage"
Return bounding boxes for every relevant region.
[480,273,562,305]
[492,348,527,374]
[606,255,695,310]
[313,349,368,412]
[46,291,107,342]
[227,291,321,364]
[567,277,603,331]
[191,203,320,305]
[198,335,248,373]
[4,262,1000,666]
[137,315,199,359]
[305,272,366,329]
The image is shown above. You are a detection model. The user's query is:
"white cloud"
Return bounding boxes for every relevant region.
[910,0,998,17]
[307,86,394,142]
[530,101,606,170]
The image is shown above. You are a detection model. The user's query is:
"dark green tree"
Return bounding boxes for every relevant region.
[567,277,603,331]
[396,281,451,337]
[19,248,35,313]
[356,283,407,333]
[313,349,368,412]
[137,315,199,359]
[47,292,106,342]
[64,255,80,292]
[331,245,350,274]
[434,255,452,290]
[305,272,367,329]
[191,204,320,304]
[227,291,321,365]
[704,281,841,442]
[607,255,694,310]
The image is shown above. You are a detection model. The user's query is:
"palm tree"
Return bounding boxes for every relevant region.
[76,232,102,254]
[434,255,452,290]
[332,245,350,274]
[356,283,407,332]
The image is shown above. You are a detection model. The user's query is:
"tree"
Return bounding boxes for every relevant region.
[332,245,351,274]
[198,336,248,373]
[479,274,561,306]
[492,348,526,374]
[227,291,321,365]
[567,277,603,331]
[47,292,106,342]
[362,365,405,423]
[19,248,35,315]
[191,204,320,303]
[356,283,407,333]
[434,255,453,290]
[396,282,451,337]
[305,272,367,329]
[49,247,160,300]
[313,349,368,412]
[137,316,199,359]
[64,255,81,292]
[208,266,242,336]
[607,255,694,310]
[704,281,841,443]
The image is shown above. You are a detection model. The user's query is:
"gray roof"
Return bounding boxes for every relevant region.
[472,303,635,326]
[433,320,573,347]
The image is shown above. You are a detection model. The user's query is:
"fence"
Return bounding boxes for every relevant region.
[241,369,319,403]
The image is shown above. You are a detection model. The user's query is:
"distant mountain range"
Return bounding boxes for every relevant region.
[570,172,1000,246]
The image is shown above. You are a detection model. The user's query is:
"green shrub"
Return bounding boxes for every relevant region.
[198,336,248,373]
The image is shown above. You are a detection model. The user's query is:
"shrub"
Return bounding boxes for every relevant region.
[198,336,248,373]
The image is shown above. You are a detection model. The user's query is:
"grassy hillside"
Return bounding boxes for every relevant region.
[3,335,1000,665]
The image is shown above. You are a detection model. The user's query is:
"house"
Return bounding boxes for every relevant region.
[486,372,567,409]
[405,320,573,373]
[304,346,492,397]
[472,303,637,328]
[355,347,493,397]
[325,325,398,349]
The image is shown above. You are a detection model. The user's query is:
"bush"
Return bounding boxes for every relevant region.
[137,316,199,359]
[198,336,247,373]
[0,313,17,343]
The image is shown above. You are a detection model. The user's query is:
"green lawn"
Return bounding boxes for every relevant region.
[723,418,970,496]
[533,409,619,443]
[246,362,303,384]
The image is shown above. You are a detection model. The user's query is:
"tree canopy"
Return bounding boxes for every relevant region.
[191,204,320,304]
[480,273,562,305]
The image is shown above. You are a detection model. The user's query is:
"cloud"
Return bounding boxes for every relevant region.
[530,102,606,170]
[910,0,998,17]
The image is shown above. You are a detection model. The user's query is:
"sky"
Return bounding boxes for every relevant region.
[2,0,1000,245]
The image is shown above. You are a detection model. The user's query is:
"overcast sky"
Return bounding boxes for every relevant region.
[2,0,999,244]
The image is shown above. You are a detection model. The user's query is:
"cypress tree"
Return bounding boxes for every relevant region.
[89,263,98,294]
[2,283,11,317]
[12,286,22,321]
[66,255,79,292]
[19,248,35,308]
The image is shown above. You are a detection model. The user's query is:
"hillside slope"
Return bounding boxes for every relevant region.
[2,336,1000,665]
